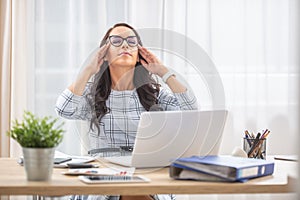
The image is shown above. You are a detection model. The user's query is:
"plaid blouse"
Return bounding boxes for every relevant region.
[55,86,198,151]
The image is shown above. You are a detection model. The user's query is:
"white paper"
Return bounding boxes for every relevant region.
[54,150,96,168]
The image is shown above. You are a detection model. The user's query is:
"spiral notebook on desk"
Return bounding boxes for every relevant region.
[105,110,228,168]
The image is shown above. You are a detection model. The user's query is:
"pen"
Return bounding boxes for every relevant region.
[252,139,265,158]
[244,134,252,147]
[261,129,268,139]
[247,133,261,158]
[262,130,270,139]
[67,163,99,168]
[245,130,250,137]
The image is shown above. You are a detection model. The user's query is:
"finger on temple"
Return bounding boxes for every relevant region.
[100,42,110,51]
[140,60,148,67]
[138,46,148,54]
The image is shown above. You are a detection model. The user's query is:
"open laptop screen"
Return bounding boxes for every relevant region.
[105,110,228,168]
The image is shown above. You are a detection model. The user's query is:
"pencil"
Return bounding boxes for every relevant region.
[262,130,270,139]
[248,139,265,158]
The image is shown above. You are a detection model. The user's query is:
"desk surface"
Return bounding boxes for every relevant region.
[0,157,297,196]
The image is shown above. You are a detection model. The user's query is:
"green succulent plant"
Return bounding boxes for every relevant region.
[7,111,64,148]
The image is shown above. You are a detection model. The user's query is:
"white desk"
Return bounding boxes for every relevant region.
[0,158,297,196]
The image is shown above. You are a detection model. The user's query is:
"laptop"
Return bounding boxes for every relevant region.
[104,110,228,168]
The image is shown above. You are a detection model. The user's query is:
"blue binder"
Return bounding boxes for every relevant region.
[171,155,274,182]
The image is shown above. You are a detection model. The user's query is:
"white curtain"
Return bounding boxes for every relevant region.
[0,0,12,158]
[31,0,299,156]
[10,0,35,158]
[0,0,35,158]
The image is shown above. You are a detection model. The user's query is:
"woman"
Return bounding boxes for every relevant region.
[55,23,197,200]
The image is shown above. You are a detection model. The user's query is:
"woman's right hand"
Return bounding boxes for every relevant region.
[68,43,110,95]
[85,43,110,75]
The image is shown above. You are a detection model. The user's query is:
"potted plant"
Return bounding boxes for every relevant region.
[7,111,64,181]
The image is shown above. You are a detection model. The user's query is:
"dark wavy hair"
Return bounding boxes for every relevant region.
[86,23,161,133]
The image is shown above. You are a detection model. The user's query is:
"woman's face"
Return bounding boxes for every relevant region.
[106,26,139,69]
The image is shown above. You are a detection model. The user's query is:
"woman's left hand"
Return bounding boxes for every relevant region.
[138,45,168,77]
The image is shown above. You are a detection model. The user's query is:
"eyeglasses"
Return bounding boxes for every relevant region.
[108,35,138,47]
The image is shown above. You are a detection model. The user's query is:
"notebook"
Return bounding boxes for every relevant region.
[105,110,228,168]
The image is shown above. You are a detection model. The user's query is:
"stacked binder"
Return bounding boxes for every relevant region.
[170,155,274,182]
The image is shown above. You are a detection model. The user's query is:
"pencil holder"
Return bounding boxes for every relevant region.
[243,138,266,159]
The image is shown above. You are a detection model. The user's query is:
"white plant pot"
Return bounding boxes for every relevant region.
[22,147,55,181]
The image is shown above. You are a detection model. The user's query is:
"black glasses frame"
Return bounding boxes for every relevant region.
[108,35,138,47]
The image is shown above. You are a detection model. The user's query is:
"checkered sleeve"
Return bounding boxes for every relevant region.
[158,88,198,111]
[55,88,92,120]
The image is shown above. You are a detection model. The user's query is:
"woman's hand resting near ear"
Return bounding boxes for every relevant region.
[85,43,110,76]
[138,45,168,77]
[68,43,110,95]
